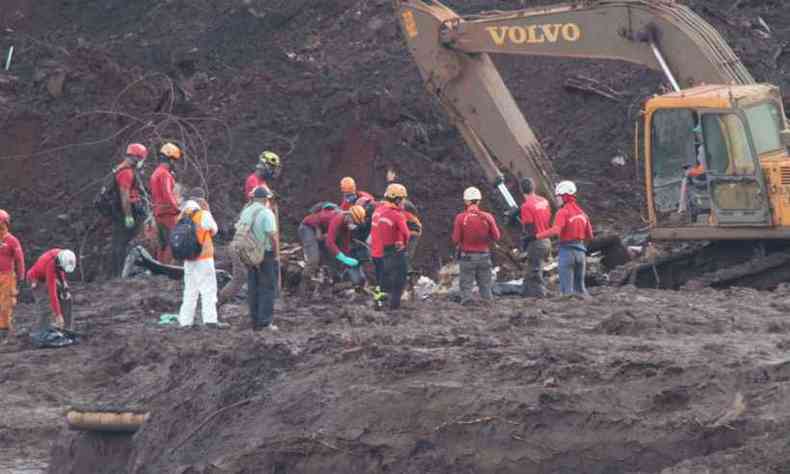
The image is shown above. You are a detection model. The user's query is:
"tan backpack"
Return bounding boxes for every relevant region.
[231,207,266,267]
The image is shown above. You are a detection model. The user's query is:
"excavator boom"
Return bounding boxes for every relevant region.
[441,1,754,88]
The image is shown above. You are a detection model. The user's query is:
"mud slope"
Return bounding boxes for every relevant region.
[0,0,787,276]
[4,277,790,473]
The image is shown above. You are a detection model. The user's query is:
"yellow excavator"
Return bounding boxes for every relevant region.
[395,0,790,289]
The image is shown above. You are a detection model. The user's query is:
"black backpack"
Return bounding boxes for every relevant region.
[170,214,202,260]
[94,168,121,217]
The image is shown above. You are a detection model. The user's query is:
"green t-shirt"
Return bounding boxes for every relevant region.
[238,202,277,251]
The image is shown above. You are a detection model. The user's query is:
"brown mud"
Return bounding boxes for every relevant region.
[3,277,790,473]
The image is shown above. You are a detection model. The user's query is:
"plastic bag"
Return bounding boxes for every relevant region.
[30,328,79,349]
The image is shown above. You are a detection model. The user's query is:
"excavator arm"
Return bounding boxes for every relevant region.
[393,0,762,208]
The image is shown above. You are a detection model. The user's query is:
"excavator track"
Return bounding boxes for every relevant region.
[611,242,790,291]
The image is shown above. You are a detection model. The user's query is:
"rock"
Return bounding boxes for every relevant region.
[368,17,385,31]
[47,71,67,98]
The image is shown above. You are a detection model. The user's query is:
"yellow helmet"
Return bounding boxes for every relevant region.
[340,176,356,194]
[384,183,408,199]
[259,150,281,168]
[160,143,182,160]
[349,205,366,224]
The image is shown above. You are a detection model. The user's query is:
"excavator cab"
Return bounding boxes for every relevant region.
[645,84,790,239]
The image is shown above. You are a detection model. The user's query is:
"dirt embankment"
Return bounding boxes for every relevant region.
[0,0,787,277]
[3,277,790,473]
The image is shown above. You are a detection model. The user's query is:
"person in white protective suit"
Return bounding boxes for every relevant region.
[178,199,225,328]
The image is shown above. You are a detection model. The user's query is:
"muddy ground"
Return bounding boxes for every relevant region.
[1,0,790,472]
[3,275,790,473]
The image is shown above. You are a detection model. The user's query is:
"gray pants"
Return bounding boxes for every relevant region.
[523,238,550,297]
[298,224,321,295]
[298,224,321,278]
[459,252,493,303]
[111,218,142,278]
[33,284,68,331]
[218,247,247,306]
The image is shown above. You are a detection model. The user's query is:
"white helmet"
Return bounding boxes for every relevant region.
[555,180,577,196]
[182,200,201,212]
[463,186,482,201]
[57,250,77,273]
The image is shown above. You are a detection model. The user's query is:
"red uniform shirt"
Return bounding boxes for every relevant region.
[26,248,66,316]
[520,194,551,235]
[370,203,385,258]
[244,174,269,201]
[371,203,410,258]
[340,191,374,211]
[537,197,593,242]
[301,208,340,233]
[325,212,352,257]
[452,205,501,253]
[0,233,25,276]
[150,164,179,217]
[115,166,141,203]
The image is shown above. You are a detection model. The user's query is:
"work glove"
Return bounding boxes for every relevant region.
[504,208,521,227]
[124,215,135,229]
[336,252,359,267]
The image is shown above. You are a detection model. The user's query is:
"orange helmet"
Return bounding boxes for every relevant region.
[0,209,9,225]
[160,143,182,160]
[348,205,366,224]
[340,177,356,194]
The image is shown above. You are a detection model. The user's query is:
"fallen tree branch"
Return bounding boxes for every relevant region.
[564,75,624,102]
[170,397,261,454]
[434,415,521,432]
[774,42,789,68]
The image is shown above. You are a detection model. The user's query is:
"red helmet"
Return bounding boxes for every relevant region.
[126,143,148,159]
[0,209,8,225]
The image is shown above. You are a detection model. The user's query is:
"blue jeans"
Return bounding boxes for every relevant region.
[248,252,279,329]
[558,243,587,296]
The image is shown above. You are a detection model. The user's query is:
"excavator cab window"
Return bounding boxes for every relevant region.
[649,109,696,217]
[650,108,770,227]
[743,103,783,155]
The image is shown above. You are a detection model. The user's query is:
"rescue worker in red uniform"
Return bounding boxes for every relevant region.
[149,143,182,264]
[379,170,423,290]
[298,205,342,296]
[244,151,280,200]
[372,184,411,309]
[27,249,76,331]
[112,143,148,277]
[519,177,552,297]
[325,205,367,286]
[537,180,593,296]
[0,210,24,337]
[339,177,374,211]
[452,187,501,305]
